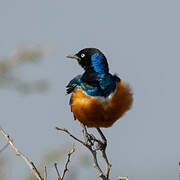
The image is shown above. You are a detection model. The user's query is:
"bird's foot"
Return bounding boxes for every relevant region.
[86,133,96,146]
[95,128,107,151]
[81,125,95,146]
[95,139,107,151]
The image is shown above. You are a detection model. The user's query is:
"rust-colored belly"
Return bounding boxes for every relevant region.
[70,81,133,128]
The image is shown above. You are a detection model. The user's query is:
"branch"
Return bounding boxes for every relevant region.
[55,126,111,180]
[61,146,75,179]
[44,166,47,180]
[102,149,111,178]
[96,128,111,178]
[0,127,43,180]
[54,146,75,180]
[54,163,61,180]
[55,127,86,146]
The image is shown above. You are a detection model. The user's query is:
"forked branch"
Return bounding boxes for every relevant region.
[54,145,75,180]
[0,127,43,180]
[55,126,111,180]
[0,127,75,180]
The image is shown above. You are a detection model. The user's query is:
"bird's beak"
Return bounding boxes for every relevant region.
[66,54,80,61]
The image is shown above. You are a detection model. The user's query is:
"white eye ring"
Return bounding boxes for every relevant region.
[81,53,85,58]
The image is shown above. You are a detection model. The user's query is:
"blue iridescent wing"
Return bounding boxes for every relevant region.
[98,73,121,97]
[66,75,82,94]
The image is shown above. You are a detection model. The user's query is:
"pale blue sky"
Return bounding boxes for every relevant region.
[0,0,180,180]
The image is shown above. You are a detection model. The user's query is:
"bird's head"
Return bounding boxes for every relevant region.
[67,48,109,73]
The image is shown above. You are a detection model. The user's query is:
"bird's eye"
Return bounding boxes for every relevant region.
[81,53,85,58]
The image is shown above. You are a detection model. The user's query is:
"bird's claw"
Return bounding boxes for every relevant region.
[85,133,96,146]
[95,140,107,151]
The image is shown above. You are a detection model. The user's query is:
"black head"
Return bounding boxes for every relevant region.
[67,48,109,73]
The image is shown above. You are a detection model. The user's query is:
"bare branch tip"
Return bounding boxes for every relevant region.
[44,166,47,180]
[54,163,61,180]
[0,127,43,180]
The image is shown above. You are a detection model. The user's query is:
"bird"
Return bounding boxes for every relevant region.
[66,48,133,128]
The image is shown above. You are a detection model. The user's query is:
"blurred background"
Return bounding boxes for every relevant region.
[0,0,180,180]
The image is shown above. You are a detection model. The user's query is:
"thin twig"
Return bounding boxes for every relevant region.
[55,127,86,146]
[0,128,43,180]
[102,149,111,178]
[55,126,108,180]
[61,146,75,180]
[54,163,61,180]
[90,148,105,179]
[96,128,111,178]
[54,146,75,180]
[80,125,105,179]
[44,166,47,180]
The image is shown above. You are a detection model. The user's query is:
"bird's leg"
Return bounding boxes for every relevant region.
[96,128,107,144]
[81,124,95,146]
[96,128,107,151]
[81,124,88,142]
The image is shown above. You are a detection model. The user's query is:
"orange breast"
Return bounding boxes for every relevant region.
[70,81,133,128]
